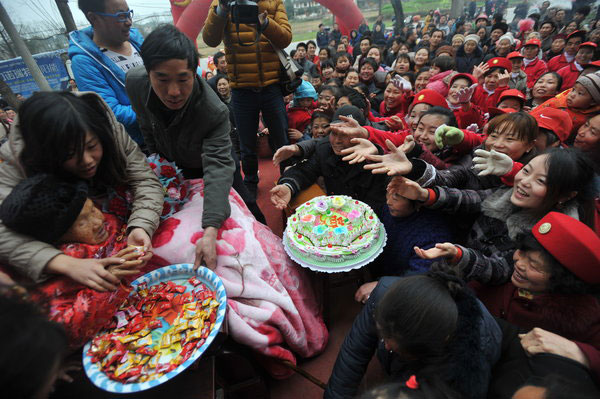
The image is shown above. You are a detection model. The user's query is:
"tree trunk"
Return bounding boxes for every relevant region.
[450,0,465,19]
[0,3,51,91]
[0,78,19,108]
[391,0,405,33]
[55,0,77,33]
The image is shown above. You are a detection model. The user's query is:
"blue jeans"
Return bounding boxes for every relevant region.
[231,84,289,185]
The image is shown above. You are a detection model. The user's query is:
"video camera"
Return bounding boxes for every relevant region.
[228,0,259,25]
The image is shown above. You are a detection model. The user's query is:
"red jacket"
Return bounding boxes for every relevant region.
[287,106,312,132]
[453,104,487,130]
[537,88,600,136]
[472,84,509,112]
[547,53,572,72]
[472,281,600,381]
[523,58,548,89]
[557,63,582,90]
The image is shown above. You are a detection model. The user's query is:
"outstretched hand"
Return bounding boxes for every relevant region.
[386,176,429,201]
[456,83,478,104]
[472,149,514,176]
[340,138,378,164]
[329,115,369,139]
[273,144,301,165]
[497,71,511,87]
[384,115,404,130]
[270,184,292,210]
[414,243,458,260]
[519,328,590,367]
[472,62,490,81]
[364,139,413,175]
[434,124,465,149]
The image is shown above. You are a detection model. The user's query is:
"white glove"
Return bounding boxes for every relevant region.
[472,149,514,176]
[392,76,412,91]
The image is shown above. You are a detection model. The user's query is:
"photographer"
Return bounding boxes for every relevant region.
[203,0,292,198]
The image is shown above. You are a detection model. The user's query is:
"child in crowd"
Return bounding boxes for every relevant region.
[537,71,600,135]
[471,57,511,112]
[496,89,526,111]
[424,56,456,97]
[507,51,528,93]
[316,85,338,118]
[333,52,353,80]
[287,80,317,142]
[526,72,563,109]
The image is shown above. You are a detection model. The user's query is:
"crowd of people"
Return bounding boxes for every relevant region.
[1,0,600,398]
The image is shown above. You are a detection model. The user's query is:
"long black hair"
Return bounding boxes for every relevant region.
[18,91,127,186]
[539,148,596,229]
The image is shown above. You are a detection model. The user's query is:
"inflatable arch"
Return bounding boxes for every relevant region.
[169,0,365,45]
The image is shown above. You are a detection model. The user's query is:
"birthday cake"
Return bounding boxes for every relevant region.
[285,195,381,263]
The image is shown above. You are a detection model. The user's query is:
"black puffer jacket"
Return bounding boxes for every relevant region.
[278,139,387,210]
[455,44,484,73]
[324,276,502,399]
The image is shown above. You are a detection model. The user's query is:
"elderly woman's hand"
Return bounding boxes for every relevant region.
[519,328,590,368]
[127,227,153,264]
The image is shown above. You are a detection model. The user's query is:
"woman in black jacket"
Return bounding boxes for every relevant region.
[455,35,484,73]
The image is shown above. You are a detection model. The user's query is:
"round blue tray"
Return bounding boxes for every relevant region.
[82,264,227,393]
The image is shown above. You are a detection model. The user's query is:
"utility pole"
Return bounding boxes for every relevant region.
[378,0,382,16]
[0,2,51,91]
[55,0,77,33]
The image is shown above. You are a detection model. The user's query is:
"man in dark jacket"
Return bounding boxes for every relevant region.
[126,25,235,270]
[316,23,329,49]
[270,106,387,211]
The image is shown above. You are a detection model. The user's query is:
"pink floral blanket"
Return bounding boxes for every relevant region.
[149,179,328,375]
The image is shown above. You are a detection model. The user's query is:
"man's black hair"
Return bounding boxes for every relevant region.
[296,42,307,50]
[575,6,591,17]
[540,20,557,32]
[78,0,106,15]
[307,40,317,48]
[431,28,445,38]
[214,51,225,64]
[338,86,367,112]
[140,24,199,73]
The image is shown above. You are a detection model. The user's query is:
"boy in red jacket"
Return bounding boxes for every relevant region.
[287,80,317,142]
[471,57,511,112]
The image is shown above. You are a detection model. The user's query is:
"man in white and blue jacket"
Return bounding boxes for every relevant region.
[68,0,144,146]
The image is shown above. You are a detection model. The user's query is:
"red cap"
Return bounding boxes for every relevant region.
[488,107,517,118]
[584,60,600,68]
[507,51,524,60]
[524,38,542,48]
[499,89,526,105]
[579,41,598,50]
[567,30,587,42]
[411,89,449,109]
[476,13,488,21]
[486,57,512,72]
[449,73,477,87]
[529,107,573,143]
[533,212,600,284]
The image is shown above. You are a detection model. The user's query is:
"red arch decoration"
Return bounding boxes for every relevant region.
[169,0,364,44]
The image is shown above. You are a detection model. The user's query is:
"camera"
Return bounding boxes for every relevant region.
[228,0,259,25]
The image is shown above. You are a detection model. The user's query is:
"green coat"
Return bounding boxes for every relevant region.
[126,66,234,229]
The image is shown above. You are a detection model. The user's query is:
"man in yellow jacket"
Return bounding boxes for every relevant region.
[203,0,292,197]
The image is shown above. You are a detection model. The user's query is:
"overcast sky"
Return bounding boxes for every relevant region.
[2,0,172,29]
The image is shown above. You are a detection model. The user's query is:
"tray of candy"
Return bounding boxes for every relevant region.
[82,263,227,393]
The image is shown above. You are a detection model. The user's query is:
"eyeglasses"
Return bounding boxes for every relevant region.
[95,9,134,23]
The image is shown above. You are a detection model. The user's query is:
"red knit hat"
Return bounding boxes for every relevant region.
[411,89,449,109]
[486,57,512,72]
[529,107,573,144]
[449,73,477,87]
[524,38,542,48]
[507,51,524,60]
[498,89,526,106]
[533,212,600,284]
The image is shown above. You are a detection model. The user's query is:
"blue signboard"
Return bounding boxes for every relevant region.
[0,50,70,97]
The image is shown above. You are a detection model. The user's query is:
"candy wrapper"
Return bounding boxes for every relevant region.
[86,278,219,384]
